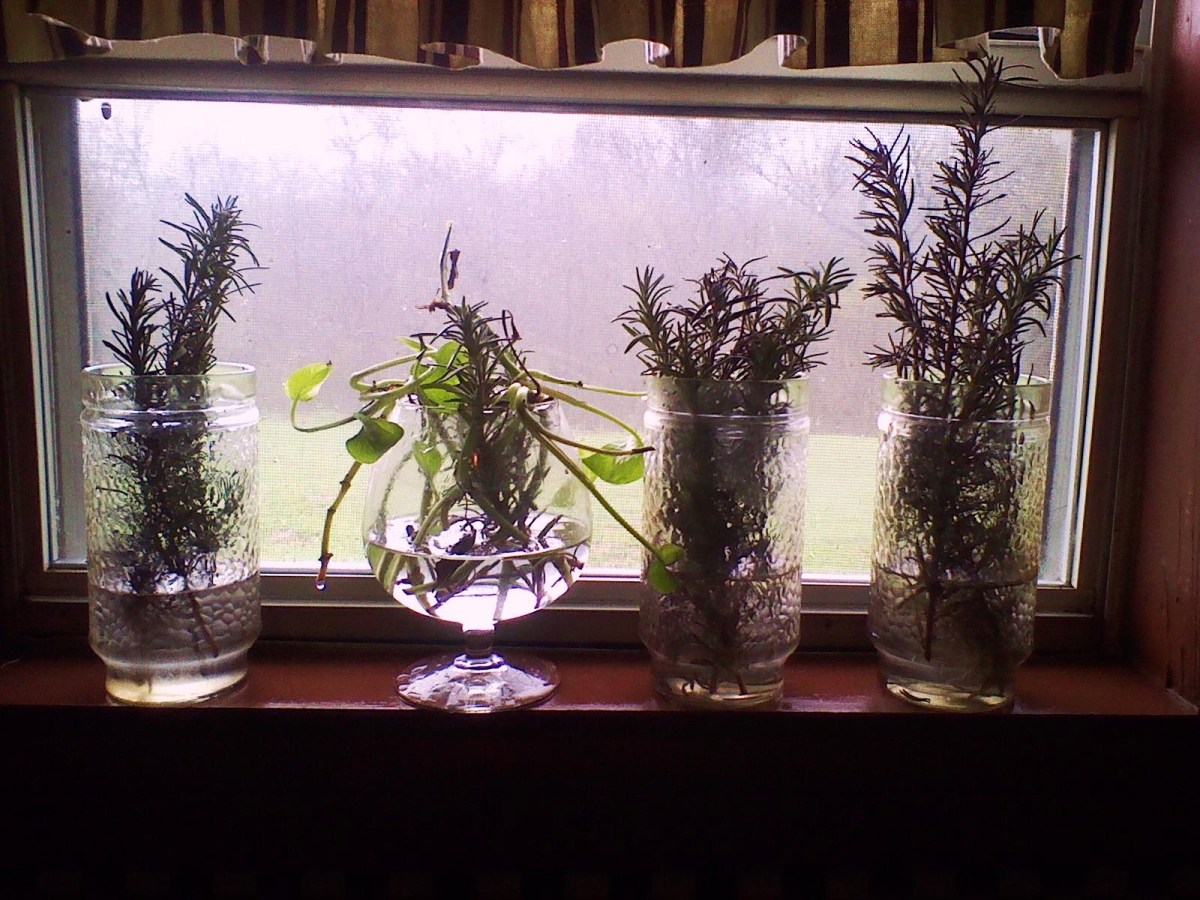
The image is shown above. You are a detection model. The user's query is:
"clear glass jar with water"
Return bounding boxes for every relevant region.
[870,376,1051,711]
[83,363,260,704]
[640,377,810,708]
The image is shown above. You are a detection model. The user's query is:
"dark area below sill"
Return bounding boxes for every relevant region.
[1,639,1198,879]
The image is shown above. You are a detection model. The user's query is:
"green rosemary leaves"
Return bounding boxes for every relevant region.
[618,255,853,382]
[97,195,260,601]
[849,55,1070,418]
[104,195,259,381]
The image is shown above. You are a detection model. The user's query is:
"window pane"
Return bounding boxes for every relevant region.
[37,94,1099,589]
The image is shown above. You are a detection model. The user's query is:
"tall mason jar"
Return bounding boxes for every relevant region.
[870,376,1051,712]
[640,377,809,708]
[83,363,260,705]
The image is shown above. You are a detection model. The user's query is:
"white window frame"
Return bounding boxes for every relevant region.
[0,38,1149,651]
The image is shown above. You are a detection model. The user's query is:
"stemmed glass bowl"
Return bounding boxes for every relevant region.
[363,396,591,712]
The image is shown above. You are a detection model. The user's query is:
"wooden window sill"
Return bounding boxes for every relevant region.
[0,638,1194,715]
[1,640,1196,875]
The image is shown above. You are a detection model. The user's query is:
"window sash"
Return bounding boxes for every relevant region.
[0,51,1145,651]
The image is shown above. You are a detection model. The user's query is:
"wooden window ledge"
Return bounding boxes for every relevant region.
[0,638,1193,715]
[1,639,1197,876]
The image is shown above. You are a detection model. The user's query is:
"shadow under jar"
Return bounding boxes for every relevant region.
[640,377,809,708]
[870,376,1051,712]
[83,363,260,705]
[364,396,591,713]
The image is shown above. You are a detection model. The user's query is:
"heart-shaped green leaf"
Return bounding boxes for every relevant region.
[547,480,579,509]
[647,557,679,594]
[285,361,333,402]
[432,340,462,368]
[413,438,444,477]
[414,340,463,407]
[419,386,459,408]
[346,414,404,464]
[581,444,645,485]
[657,543,685,565]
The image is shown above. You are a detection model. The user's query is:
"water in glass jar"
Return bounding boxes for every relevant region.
[366,514,589,632]
[89,575,260,704]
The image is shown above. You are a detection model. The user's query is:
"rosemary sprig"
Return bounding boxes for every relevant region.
[617,255,853,382]
[850,55,1072,681]
[617,252,851,695]
[157,194,261,376]
[102,270,163,377]
[849,55,1069,419]
[99,195,260,642]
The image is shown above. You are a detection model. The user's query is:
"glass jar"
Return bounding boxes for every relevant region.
[82,363,260,705]
[640,377,809,707]
[870,376,1051,711]
[363,396,592,712]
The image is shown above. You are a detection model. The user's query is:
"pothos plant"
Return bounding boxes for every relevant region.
[618,254,852,692]
[286,229,682,600]
[849,55,1071,668]
[98,195,259,647]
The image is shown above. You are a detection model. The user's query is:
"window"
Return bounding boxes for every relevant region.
[8,39,1145,647]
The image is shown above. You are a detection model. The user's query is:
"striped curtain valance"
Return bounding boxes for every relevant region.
[1,1,1144,79]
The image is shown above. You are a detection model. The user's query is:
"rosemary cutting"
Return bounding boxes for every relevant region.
[849,56,1068,417]
[97,195,260,652]
[102,195,259,589]
[618,254,852,385]
[850,55,1071,675]
[619,254,852,697]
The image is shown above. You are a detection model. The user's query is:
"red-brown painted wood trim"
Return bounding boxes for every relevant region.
[1130,0,1200,702]
[0,639,1190,715]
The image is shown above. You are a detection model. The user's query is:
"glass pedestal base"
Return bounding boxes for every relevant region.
[396,650,558,713]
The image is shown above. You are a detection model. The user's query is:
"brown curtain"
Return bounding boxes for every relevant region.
[1,0,1143,78]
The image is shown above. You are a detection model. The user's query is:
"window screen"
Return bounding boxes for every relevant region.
[33,93,1100,593]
